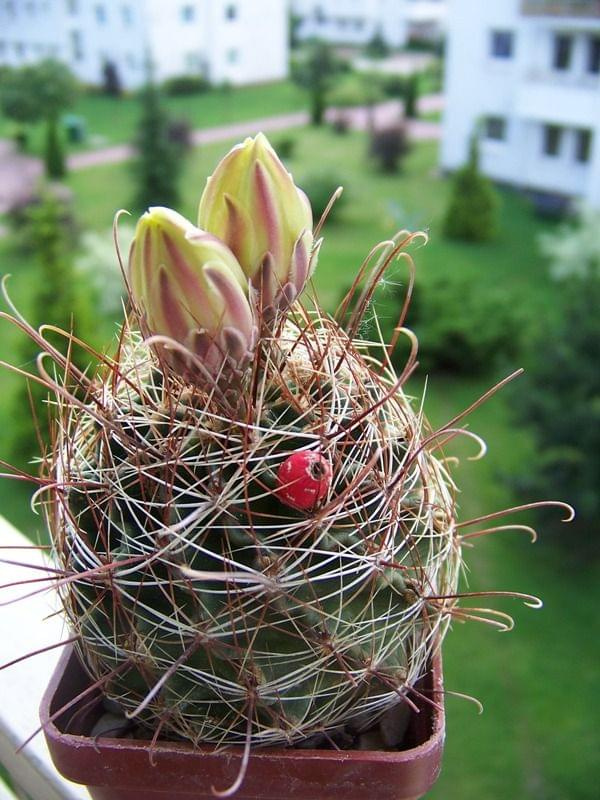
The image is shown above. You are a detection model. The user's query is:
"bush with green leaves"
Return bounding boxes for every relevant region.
[512,210,600,553]
[340,275,521,376]
[370,125,411,173]
[163,74,210,96]
[300,171,346,222]
[443,137,499,242]
[364,30,390,59]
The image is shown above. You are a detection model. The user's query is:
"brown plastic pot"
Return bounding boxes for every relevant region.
[41,645,445,800]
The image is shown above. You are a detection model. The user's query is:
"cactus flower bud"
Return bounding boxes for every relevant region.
[198,133,315,315]
[128,206,256,386]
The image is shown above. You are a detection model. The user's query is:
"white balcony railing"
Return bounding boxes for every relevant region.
[0,518,88,800]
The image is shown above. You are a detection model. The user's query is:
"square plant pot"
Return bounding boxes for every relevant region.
[41,645,445,800]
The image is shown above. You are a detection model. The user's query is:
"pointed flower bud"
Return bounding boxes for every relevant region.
[198,132,315,315]
[128,206,256,386]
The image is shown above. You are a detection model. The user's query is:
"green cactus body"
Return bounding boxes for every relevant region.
[52,315,460,747]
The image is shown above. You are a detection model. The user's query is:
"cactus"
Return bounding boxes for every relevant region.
[2,134,571,791]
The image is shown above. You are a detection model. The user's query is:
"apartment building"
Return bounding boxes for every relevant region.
[291,0,447,48]
[441,0,600,209]
[0,0,288,88]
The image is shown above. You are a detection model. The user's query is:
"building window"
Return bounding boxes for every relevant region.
[70,29,83,61]
[587,36,600,74]
[552,34,572,71]
[121,4,132,25]
[575,129,592,163]
[66,0,78,13]
[181,4,195,22]
[314,5,326,24]
[95,4,106,23]
[484,116,507,141]
[543,124,563,156]
[225,4,237,20]
[14,42,25,58]
[226,47,238,64]
[490,30,513,59]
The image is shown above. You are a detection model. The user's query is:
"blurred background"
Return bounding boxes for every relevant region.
[0,1,598,797]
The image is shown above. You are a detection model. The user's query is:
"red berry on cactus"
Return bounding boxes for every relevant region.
[276,451,332,511]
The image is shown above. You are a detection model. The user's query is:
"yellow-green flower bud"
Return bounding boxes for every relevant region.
[198,133,315,315]
[128,206,256,384]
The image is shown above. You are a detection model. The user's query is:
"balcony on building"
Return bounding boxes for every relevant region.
[521,0,600,17]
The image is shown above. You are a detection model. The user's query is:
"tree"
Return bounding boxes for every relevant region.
[512,211,600,555]
[370,125,411,173]
[11,191,94,466]
[403,73,419,119]
[443,135,499,242]
[364,30,390,59]
[131,75,183,211]
[293,41,344,126]
[0,59,78,177]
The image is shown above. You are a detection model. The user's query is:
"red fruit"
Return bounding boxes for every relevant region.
[276,451,332,511]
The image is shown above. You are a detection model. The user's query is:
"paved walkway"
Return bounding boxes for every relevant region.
[0,95,443,211]
[67,95,443,171]
[0,139,43,215]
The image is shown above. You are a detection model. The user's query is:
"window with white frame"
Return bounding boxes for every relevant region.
[543,124,563,157]
[70,28,83,61]
[574,129,592,163]
[490,30,514,59]
[225,4,237,20]
[122,4,132,26]
[587,35,600,74]
[181,4,195,22]
[226,47,239,64]
[552,34,573,71]
[484,116,507,141]
[95,4,106,23]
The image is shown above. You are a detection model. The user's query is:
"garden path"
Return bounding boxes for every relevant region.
[0,95,443,214]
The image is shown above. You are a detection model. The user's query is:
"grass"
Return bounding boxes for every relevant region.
[0,129,596,798]
[0,79,307,155]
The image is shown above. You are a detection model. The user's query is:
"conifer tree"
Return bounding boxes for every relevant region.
[131,72,182,211]
[443,135,499,242]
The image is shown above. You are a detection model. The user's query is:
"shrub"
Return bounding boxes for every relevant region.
[167,117,193,152]
[364,30,390,59]
[370,125,411,173]
[381,74,406,98]
[163,74,210,96]
[44,117,66,179]
[102,60,122,97]
[511,211,600,554]
[340,276,521,376]
[403,73,419,119]
[300,171,346,222]
[131,77,183,211]
[11,191,94,465]
[272,135,296,160]
[443,137,499,242]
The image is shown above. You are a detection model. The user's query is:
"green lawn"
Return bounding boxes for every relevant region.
[0,130,597,798]
[0,80,307,155]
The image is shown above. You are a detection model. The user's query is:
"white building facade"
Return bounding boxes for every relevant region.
[441,0,600,210]
[0,1,288,89]
[291,0,447,48]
